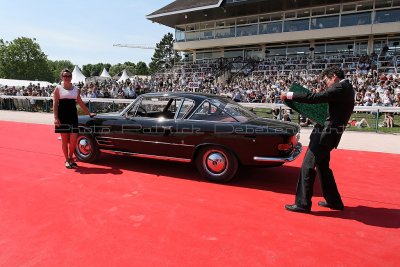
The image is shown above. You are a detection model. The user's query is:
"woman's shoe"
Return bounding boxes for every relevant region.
[65,161,73,169]
[69,158,78,168]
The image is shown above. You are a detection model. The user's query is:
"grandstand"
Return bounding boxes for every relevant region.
[147,0,400,82]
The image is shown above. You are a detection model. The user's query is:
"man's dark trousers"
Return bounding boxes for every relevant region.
[295,125,343,209]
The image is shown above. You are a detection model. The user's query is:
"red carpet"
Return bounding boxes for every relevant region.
[0,121,399,266]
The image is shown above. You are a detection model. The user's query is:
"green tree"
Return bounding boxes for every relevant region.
[0,37,53,81]
[123,61,136,75]
[82,63,112,77]
[149,33,181,74]
[109,62,136,77]
[0,39,5,78]
[135,61,149,75]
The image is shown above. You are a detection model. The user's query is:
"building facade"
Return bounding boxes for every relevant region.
[147,0,400,61]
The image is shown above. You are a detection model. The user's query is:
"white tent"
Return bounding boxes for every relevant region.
[100,68,111,78]
[0,78,54,88]
[117,70,130,83]
[71,65,86,84]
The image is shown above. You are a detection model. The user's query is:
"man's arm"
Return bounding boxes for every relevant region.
[282,84,341,104]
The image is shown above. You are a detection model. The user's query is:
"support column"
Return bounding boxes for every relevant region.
[367,35,374,55]
[192,51,197,62]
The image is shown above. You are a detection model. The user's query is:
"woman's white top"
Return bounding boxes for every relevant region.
[57,84,78,100]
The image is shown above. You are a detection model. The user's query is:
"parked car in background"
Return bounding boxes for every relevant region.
[75,92,302,182]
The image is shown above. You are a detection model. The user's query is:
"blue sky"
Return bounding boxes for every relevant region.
[0,0,173,67]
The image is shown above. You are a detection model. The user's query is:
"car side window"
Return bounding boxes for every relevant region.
[190,101,236,122]
[126,101,140,117]
[135,97,176,119]
[176,99,195,119]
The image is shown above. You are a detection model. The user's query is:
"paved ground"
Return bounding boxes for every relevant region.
[1,110,399,154]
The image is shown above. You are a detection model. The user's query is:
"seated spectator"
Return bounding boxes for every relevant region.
[348,118,370,128]
[282,109,292,122]
[272,107,282,120]
[382,113,394,128]
[382,90,393,106]
[299,114,312,127]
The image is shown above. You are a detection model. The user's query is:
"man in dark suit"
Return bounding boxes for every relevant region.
[281,66,355,213]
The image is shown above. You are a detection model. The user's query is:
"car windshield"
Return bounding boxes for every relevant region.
[208,98,257,122]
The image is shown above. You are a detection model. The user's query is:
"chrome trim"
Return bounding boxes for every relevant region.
[253,143,303,163]
[108,150,191,163]
[203,150,228,176]
[99,136,195,147]
[95,137,114,147]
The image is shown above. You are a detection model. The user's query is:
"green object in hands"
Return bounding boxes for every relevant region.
[284,83,328,126]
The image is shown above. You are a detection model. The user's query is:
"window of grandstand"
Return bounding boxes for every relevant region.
[225,49,244,58]
[374,9,400,23]
[285,11,296,19]
[246,48,263,59]
[237,24,258,36]
[215,19,236,39]
[287,45,309,55]
[260,21,283,34]
[199,30,214,40]
[355,41,369,54]
[326,5,341,15]
[176,29,185,42]
[340,12,372,27]
[394,0,400,7]
[342,3,357,12]
[266,47,286,56]
[297,9,311,18]
[314,44,327,54]
[284,19,309,32]
[375,0,393,8]
[356,1,373,11]
[236,16,258,37]
[312,7,325,16]
[311,16,339,29]
[326,43,351,54]
[270,13,284,21]
[197,52,213,60]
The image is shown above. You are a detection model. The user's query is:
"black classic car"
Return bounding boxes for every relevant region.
[75,92,302,182]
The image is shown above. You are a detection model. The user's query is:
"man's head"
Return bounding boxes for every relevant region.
[321,66,344,87]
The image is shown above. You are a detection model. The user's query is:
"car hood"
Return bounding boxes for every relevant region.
[78,114,122,124]
[245,117,300,135]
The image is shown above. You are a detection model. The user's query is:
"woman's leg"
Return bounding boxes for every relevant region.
[69,133,78,160]
[60,133,70,161]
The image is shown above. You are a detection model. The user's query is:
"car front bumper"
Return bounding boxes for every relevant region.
[253,143,303,163]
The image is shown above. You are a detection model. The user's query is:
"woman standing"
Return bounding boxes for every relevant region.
[53,69,95,168]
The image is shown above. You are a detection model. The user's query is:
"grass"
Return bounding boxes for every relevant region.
[252,108,400,134]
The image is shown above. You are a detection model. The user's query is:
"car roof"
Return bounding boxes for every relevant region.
[141,92,230,102]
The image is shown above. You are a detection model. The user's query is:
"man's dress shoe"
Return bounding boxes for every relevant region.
[318,201,344,211]
[285,204,311,214]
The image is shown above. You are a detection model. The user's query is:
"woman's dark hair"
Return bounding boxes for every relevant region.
[60,68,72,78]
[321,66,345,79]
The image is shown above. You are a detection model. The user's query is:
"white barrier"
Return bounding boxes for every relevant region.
[1,95,400,113]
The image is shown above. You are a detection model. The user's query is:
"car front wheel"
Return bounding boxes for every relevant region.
[74,135,99,163]
[196,146,238,183]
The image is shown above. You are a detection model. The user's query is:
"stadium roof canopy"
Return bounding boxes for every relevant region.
[147,0,354,28]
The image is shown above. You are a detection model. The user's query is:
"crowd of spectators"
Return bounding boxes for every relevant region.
[1,53,399,126]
